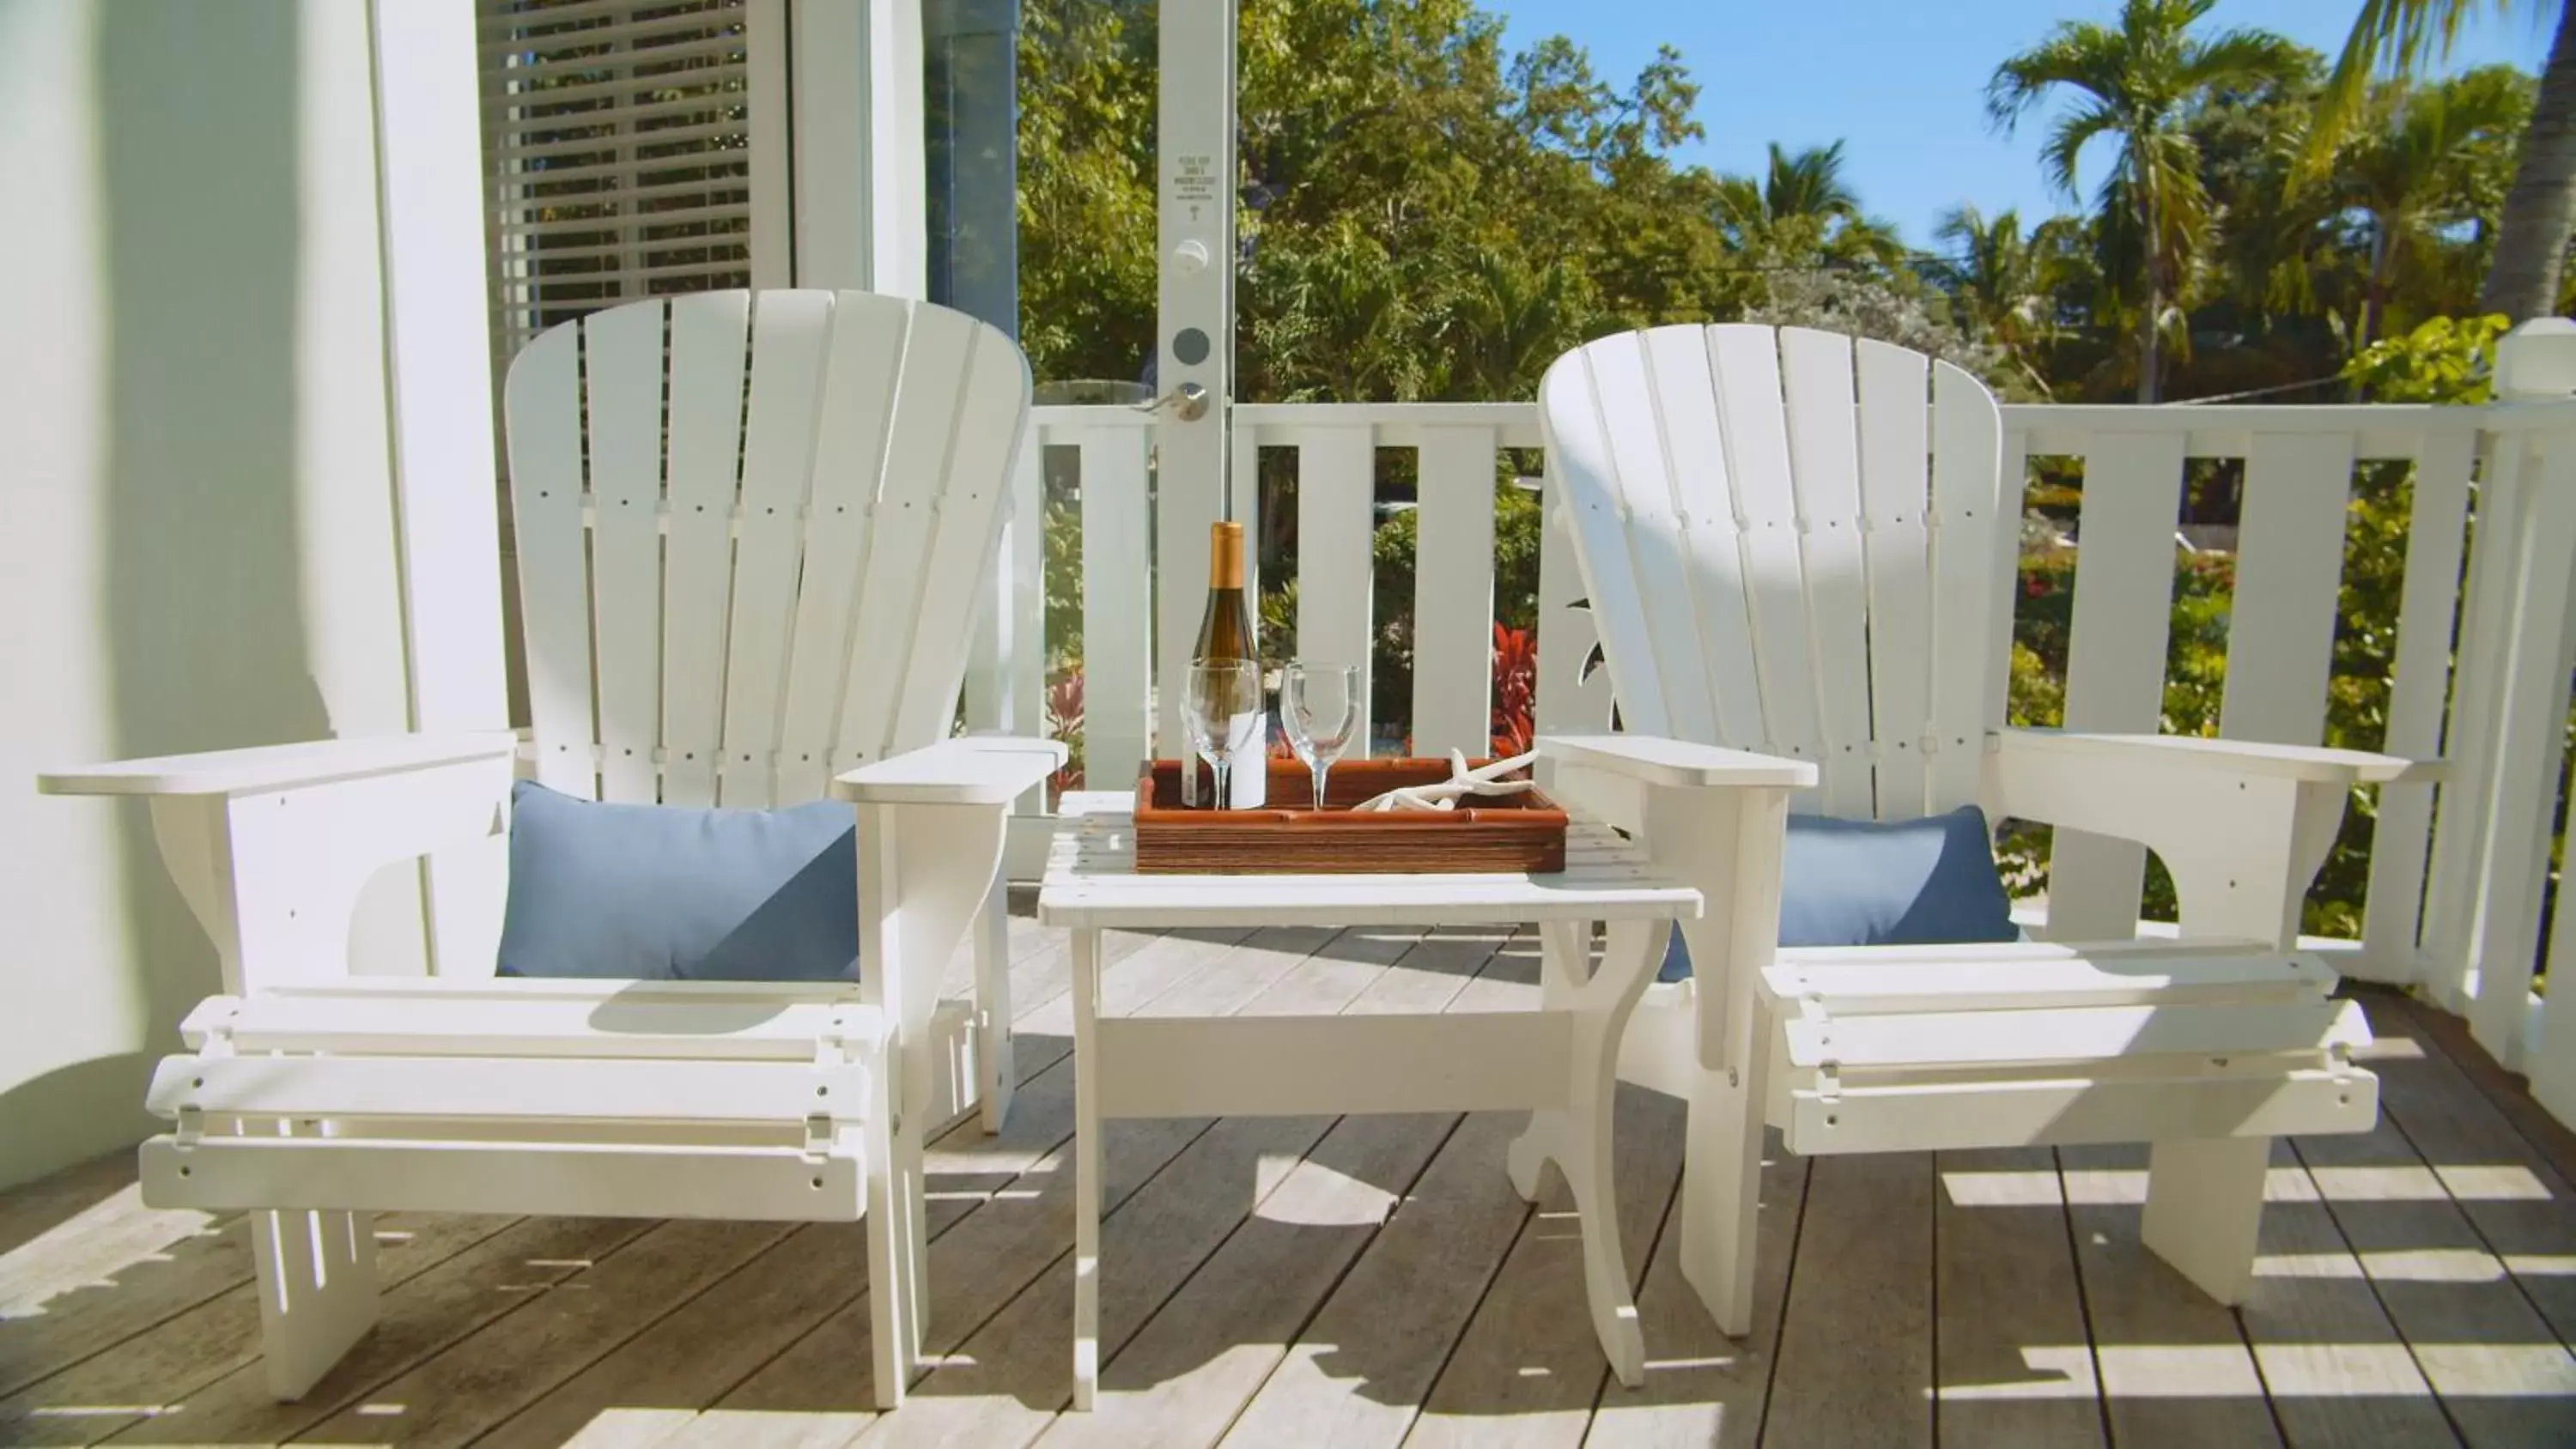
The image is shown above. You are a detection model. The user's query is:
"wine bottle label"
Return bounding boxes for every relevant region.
[1227,713,1267,808]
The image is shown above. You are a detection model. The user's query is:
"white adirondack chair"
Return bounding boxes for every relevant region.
[1534,324,2418,1337]
[33,291,1060,1409]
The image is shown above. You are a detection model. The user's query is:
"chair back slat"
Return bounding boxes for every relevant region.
[839,304,980,767]
[1928,361,2008,812]
[1589,332,1722,745]
[583,300,671,803]
[1640,329,1768,750]
[889,318,1035,753]
[1540,324,2008,821]
[776,294,911,805]
[1778,328,1875,816]
[716,293,835,808]
[1854,338,1935,819]
[659,293,755,807]
[504,325,596,797]
[503,290,1030,810]
[1538,340,1678,739]
[1707,325,1828,806]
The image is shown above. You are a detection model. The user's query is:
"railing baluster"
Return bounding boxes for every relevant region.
[1078,428,1153,796]
[2364,428,2476,985]
[1412,427,1499,757]
[2047,430,2188,943]
[1294,427,1379,754]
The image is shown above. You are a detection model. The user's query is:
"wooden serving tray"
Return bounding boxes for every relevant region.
[1131,758,1568,875]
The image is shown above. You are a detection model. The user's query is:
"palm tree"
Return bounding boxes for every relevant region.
[1929,205,2089,392]
[1715,141,1906,272]
[2315,1,2576,323]
[1989,0,2307,402]
[2336,68,2534,345]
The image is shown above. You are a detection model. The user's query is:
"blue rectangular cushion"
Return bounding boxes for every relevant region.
[1661,804,2017,981]
[497,780,861,983]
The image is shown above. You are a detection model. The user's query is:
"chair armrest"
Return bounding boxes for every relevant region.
[1538,734,1817,791]
[1996,729,2434,786]
[39,731,521,797]
[832,737,1067,806]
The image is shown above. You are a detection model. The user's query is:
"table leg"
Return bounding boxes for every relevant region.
[1071,926,1103,1410]
[1510,917,1657,1387]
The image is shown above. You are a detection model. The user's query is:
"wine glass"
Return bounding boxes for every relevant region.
[1182,660,1261,809]
[1280,661,1361,810]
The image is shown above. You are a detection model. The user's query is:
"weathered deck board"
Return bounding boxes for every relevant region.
[101,1216,653,1446]
[3,949,2573,1448]
[2057,1143,2285,1447]
[1765,1152,1935,1449]
[0,1213,513,1446]
[1403,1083,1687,1449]
[1218,1111,1530,1448]
[1583,1131,1811,1449]
[2240,1139,2455,1448]
[2299,1102,2576,1445]
[1934,1144,2106,1448]
[2369,1000,2576,1351]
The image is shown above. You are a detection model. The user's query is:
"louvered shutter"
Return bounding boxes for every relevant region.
[477,0,781,367]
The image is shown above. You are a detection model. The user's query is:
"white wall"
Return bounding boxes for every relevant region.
[0,0,446,1190]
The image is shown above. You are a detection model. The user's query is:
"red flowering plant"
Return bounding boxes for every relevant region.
[1044,671,1084,797]
[1491,622,1538,757]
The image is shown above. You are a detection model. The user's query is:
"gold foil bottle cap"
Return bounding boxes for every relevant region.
[1208,521,1246,589]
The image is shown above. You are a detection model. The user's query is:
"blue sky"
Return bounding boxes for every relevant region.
[1491,0,2555,252]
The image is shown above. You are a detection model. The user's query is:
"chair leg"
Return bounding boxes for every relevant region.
[1678,1019,1770,1339]
[975,876,1013,1135]
[2141,1136,2271,1307]
[866,1084,917,1410]
[253,1207,378,1401]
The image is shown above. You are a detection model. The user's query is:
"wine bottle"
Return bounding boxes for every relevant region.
[1189,520,1267,808]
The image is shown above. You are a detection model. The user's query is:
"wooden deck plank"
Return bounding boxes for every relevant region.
[2057,1143,2284,1447]
[94,1216,653,1446]
[0,1152,146,1258]
[2243,1138,2455,1448]
[1764,1152,1935,1449]
[1934,1145,2106,1448]
[0,1187,249,1397]
[2298,1107,2576,1445]
[472,1050,1095,1448]
[11,937,2576,1447]
[636,929,1245,1449]
[1039,1111,1461,1446]
[653,1108,1218,1449]
[2368,997,2576,1350]
[1219,1111,1531,1449]
[1029,925,1485,1445]
[1404,1082,1688,1449]
[2385,992,2576,1195]
[848,1113,1339,1449]
[277,1218,795,1445]
[1583,1131,1812,1449]
[0,1213,511,1446]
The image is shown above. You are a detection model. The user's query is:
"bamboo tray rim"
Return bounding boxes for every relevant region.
[1129,758,1570,828]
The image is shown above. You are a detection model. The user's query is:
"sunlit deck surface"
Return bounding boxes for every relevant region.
[8,911,2576,1448]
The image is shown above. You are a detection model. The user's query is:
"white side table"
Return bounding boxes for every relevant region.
[1036,801,1699,1410]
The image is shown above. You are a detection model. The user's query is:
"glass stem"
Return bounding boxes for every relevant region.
[1310,761,1328,810]
[1212,759,1229,810]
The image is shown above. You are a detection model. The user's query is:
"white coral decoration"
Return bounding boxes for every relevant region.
[1351,749,1541,812]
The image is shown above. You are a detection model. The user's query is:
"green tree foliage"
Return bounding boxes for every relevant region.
[1986,0,2312,402]
[1015,0,2548,939]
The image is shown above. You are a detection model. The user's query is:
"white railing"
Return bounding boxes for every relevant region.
[963,341,2576,1122]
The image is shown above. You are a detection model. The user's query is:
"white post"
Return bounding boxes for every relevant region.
[369,0,509,977]
[791,0,926,294]
[1152,0,1237,761]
